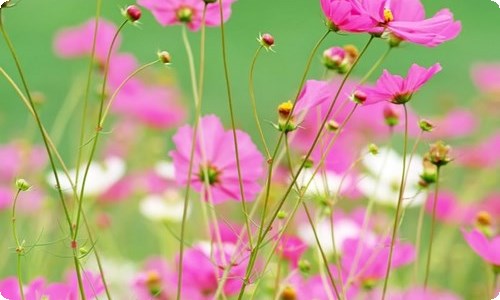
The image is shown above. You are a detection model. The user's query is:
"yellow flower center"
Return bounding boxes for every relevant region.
[383,8,394,23]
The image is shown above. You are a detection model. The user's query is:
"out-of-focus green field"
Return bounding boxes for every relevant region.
[1,0,499,145]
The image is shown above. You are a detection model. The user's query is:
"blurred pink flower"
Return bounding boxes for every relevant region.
[462,229,500,266]
[425,190,465,225]
[320,0,374,32]
[368,286,462,300]
[428,109,477,139]
[455,132,500,168]
[138,0,236,31]
[364,63,442,104]
[353,0,461,47]
[54,18,120,62]
[471,63,500,93]
[0,186,13,211]
[170,115,264,204]
[276,235,308,268]
[133,257,175,300]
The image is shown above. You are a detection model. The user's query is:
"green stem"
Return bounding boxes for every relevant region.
[75,0,102,189]
[12,189,25,300]
[218,0,253,249]
[360,46,392,83]
[381,104,409,300]
[249,46,271,158]
[424,166,441,289]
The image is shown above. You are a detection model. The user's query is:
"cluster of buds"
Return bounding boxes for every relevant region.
[322,45,358,74]
[428,141,452,167]
[276,101,297,133]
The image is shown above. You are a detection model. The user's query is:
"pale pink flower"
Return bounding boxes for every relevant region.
[462,229,500,266]
[54,18,120,62]
[471,63,500,93]
[455,132,500,168]
[364,63,442,104]
[428,109,477,139]
[170,115,264,204]
[138,0,236,31]
[352,0,461,47]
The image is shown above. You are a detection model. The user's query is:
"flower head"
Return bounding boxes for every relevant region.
[364,63,442,104]
[138,0,236,31]
[170,115,264,204]
[320,0,374,32]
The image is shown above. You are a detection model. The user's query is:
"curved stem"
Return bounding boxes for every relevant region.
[218,0,253,249]
[424,166,441,288]
[249,46,271,158]
[12,189,25,300]
[381,104,409,300]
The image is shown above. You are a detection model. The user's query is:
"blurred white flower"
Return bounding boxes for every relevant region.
[47,156,126,196]
[154,160,175,180]
[86,257,137,299]
[357,147,426,207]
[297,169,351,197]
[139,189,187,222]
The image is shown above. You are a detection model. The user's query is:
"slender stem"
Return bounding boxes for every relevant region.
[249,46,271,158]
[381,104,409,300]
[302,202,342,300]
[11,189,25,300]
[360,46,392,83]
[0,12,87,299]
[237,36,374,299]
[424,166,441,289]
[218,0,253,249]
[75,0,102,189]
[74,20,128,240]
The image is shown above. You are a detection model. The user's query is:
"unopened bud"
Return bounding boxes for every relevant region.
[383,105,399,127]
[277,101,296,133]
[368,143,379,155]
[419,154,437,185]
[277,210,287,219]
[157,51,171,64]
[259,33,275,48]
[351,90,367,104]
[298,259,311,273]
[124,5,142,22]
[15,179,31,191]
[343,44,359,62]
[325,119,340,131]
[176,7,193,23]
[280,286,297,300]
[419,119,435,132]
[322,47,346,70]
[428,141,452,167]
[476,211,492,227]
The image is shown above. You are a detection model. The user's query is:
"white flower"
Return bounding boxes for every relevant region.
[357,147,426,207]
[298,218,375,254]
[154,160,175,180]
[47,156,126,196]
[0,292,7,300]
[86,257,137,299]
[297,169,351,197]
[139,189,186,222]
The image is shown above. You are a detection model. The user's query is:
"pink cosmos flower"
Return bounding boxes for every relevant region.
[428,109,477,139]
[425,191,465,225]
[276,235,308,268]
[54,18,120,62]
[471,63,500,93]
[138,0,236,31]
[462,229,500,266]
[170,115,264,204]
[455,132,500,168]
[352,0,461,47]
[133,257,175,300]
[364,63,442,104]
[320,0,374,32]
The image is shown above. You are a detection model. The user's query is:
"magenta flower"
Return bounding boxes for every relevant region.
[353,0,461,47]
[133,257,175,300]
[170,115,264,204]
[320,0,374,32]
[471,63,500,93]
[276,235,308,268]
[368,286,462,300]
[428,109,477,139]
[462,229,500,266]
[138,0,236,31]
[455,132,500,168]
[425,191,465,225]
[54,18,120,62]
[364,63,442,104]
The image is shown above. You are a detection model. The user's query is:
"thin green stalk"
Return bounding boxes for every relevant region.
[360,46,392,83]
[424,166,441,288]
[237,36,374,299]
[218,0,253,249]
[249,46,271,158]
[74,20,128,240]
[302,202,341,299]
[12,189,25,300]
[0,12,86,299]
[381,104,409,300]
[75,0,102,189]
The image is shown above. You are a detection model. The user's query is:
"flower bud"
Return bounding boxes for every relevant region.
[277,210,288,219]
[259,33,275,48]
[298,259,311,273]
[419,154,437,186]
[302,156,314,169]
[419,119,435,132]
[157,51,171,64]
[351,90,367,104]
[383,105,399,127]
[368,143,379,155]
[428,141,452,167]
[176,7,193,23]
[322,47,346,70]
[15,179,31,191]
[325,119,339,132]
[343,44,359,62]
[124,5,142,22]
[277,101,296,133]
[280,286,297,300]
[475,211,492,227]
